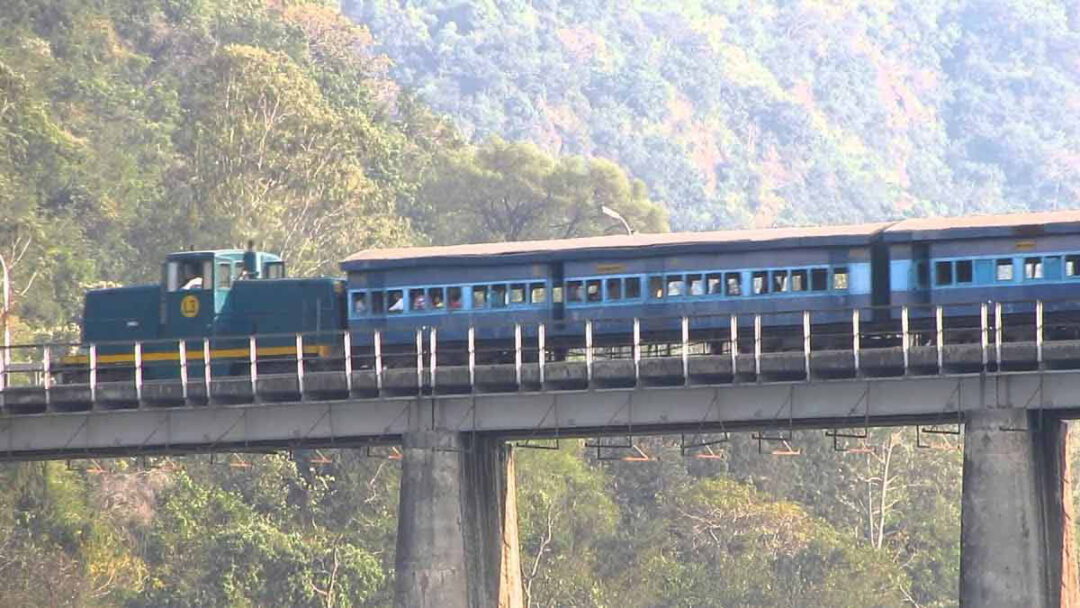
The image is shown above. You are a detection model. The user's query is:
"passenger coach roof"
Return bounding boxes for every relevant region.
[341,209,1080,271]
[341,223,888,270]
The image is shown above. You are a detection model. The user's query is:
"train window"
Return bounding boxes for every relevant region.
[586,280,603,302]
[409,289,427,311]
[1024,257,1043,280]
[1067,256,1080,277]
[371,291,385,314]
[387,290,404,314]
[833,267,849,290]
[448,287,463,310]
[552,286,564,303]
[606,278,622,301]
[472,286,488,308]
[752,271,768,295]
[687,274,704,296]
[771,270,789,293]
[264,261,285,279]
[1045,256,1062,280]
[725,272,742,296]
[168,260,212,292]
[996,259,1014,281]
[649,276,664,299]
[956,260,973,284]
[811,268,828,291]
[625,277,641,299]
[351,292,368,316]
[707,273,723,294]
[492,284,508,308]
[567,281,584,302]
[666,276,684,297]
[428,287,445,309]
[217,262,233,289]
[791,270,807,292]
[509,283,526,305]
[935,262,952,286]
[530,283,546,304]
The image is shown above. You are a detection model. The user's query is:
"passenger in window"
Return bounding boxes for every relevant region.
[449,288,463,310]
[353,294,367,316]
[388,292,404,313]
[430,290,444,309]
[181,267,203,290]
[411,291,426,310]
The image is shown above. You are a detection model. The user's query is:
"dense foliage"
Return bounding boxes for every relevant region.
[346,0,1080,231]
[5,0,1074,606]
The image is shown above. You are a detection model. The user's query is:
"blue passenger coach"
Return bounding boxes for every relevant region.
[341,223,889,348]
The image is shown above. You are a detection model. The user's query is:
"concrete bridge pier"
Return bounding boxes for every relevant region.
[961,409,1078,608]
[393,430,523,608]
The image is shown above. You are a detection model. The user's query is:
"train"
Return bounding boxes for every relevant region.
[72,210,1080,377]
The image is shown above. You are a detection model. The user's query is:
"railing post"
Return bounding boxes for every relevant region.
[994,302,1003,370]
[514,323,522,389]
[133,342,142,406]
[203,338,212,402]
[585,319,594,384]
[467,326,475,389]
[681,316,690,385]
[852,308,861,375]
[901,306,910,374]
[43,345,52,409]
[538,324,546,386]
[374,330,384,394]
[249,335,258,400]
[633,318,641,383]
[730,314,738,380]
[430,328,438,391]
[179,340,189,402]
[295,334,305,396]
[753,314,762,379]
[936,305,944,373]
[0,339,5,393]
[89,343,97,406]
[803,310,811,380]
[980,302,989,370]
[343,331,353,395]
[1036,300,1044,369]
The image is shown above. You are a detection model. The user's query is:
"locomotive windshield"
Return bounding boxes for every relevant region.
[166,259,213,292]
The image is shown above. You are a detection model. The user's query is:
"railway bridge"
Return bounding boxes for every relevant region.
[1,302,1078,607]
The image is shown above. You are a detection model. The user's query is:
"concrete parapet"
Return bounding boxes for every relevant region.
[960,409,1079,608]
[394,431,522,608]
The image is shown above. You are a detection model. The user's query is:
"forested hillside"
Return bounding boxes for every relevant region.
[345,0,1080,230]
[1,0,1063,606]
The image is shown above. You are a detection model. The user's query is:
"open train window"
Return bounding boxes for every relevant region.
[707,273,722,294]
[1067,256,1080,277]
[566,281,584,302]
[833,267,849,290]
[810,268,828,291]
[448,287,463,310]
[529,283,546,304]
[791,270,807,292]
[351,292,368,316]
[472,286,488,308]
[996,259,1014,281]
[428,287,445,309]
[371,291,385,314]
[492,284,508,307]
[586,280,602,302]
[935,262,952,286]
[771,270,789,293]
[666,275,684,297]
[167,260,213,292]
[606,278,622,300]
[409,289,426,311]
[510,283,526,305]
[649,277,664,299]
[387,290,404,314]
[625,277,641,299]
[217,262,233,289]
[956,260,973,284]
[725,273,742,296]
[552,285,563,303]
[687,274,704,296]
[1024,257,1043,280]
[752,271,768,295]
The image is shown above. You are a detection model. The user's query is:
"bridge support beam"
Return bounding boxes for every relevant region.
[960,410,1078,608]
[394,431,523,608]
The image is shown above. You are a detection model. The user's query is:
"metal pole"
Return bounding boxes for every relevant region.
[803,310,811,380]
[538,324,546,386]
[343,331,353,395]
[681,316,690,385]
[295,334,305,396]
[0,254,10,371]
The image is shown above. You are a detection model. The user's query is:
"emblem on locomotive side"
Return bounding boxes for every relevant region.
[180,295,200,318]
